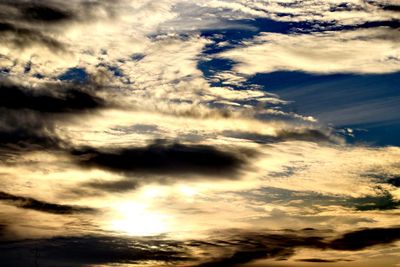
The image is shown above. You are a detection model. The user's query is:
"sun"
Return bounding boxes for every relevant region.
[110,202,171,236]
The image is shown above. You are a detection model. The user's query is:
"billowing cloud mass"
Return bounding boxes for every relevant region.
[0,0,399,266]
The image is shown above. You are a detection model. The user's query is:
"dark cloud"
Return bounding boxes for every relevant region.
[81,179,139,193]
[0,227,399,267]
[363,172,400,188]
[194,227,400,266]
[0,82,104,113]
[193,232,325,267]
[381,5,400,12]
[0,1,75,51]
[0,22,64,51]
[329,2,364,12]
[365,1,400,12]
[20,4,73,23]
[296,258,342,263]
[0,81,105,154]
[0,0,118,25]
[0,235,190,267]
[353,192,400,211]
[0,1,78,25]
[244,186,400,212]
[0,0,120,52]
[329,227,400,251]
[71,141,252,176]
[0,191,96,215]
[387,176,400,187]
[0,109,62,152]
[223,128,340,144]
[275,129,339,143]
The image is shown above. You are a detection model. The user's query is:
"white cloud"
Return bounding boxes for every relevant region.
[195,0,400,25]
[219,28,400,74]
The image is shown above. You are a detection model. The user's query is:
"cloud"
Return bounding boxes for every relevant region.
[0,2,399,266]
[219,28,400,75]
[353,191,400,211]
[80,179,139,194]
[193,227,400,266]
[0,0,119,26]
[0,191,96,215]
[223,128,342,144]
[0,1,74,24]
[0,235,189,267]
[0,22,65,52]
[0,109,62,153]
[16,3,74,23]
[367,1,400,12]
[0,0,398,79]
[242,185,399,215]
[387,176,400,187]
[1,227,399,267]
[0,80,106,154]
[193,232,324,267]
[71,140,252,177]
[296,258,343,262]
[0,81,105,113]
[329,227,400,251]
[0,1,81,53]
[195,0,400,26]
[0,0,148,77]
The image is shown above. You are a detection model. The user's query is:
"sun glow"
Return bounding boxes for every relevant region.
[178,185,199,198]
[110,202,171,236]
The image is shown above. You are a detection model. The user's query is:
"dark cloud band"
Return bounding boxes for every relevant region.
[0,81,105,153]
[0,191,96,215]
[71,141,252,176]
[0,82,104,113]
[1,227,399,267]
[0,22,64,51]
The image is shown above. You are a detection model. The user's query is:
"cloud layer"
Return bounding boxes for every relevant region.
[0,1,399,266]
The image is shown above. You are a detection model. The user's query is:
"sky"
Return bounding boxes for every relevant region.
[0,0,399,266]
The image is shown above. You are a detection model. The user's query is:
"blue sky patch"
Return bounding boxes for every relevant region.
[58,67,88,83]
[247,71,400,146]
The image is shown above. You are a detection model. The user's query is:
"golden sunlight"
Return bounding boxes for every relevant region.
[110,202,171,236]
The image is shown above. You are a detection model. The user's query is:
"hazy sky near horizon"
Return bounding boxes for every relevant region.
[0,0,399,266]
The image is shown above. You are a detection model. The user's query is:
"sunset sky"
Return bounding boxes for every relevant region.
[0,1,399,266]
